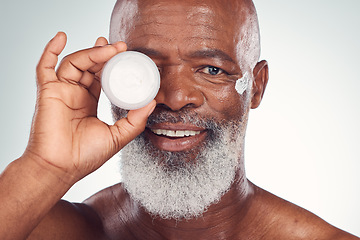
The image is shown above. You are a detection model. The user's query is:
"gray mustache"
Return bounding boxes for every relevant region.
[146,109,218,130]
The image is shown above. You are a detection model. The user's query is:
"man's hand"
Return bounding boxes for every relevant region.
[24,32,155,185]
[0,32,155,240]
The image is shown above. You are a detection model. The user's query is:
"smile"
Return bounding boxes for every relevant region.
[150,129,201,137]
[145,125,207,152]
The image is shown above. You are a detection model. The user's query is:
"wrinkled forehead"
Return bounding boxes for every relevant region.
[110,0,259,70]
[137,1,234,24]
[111,0,245,42]
[148,4,222,34]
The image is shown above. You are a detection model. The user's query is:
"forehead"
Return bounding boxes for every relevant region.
[122,0,242,59]
[137,0,233,28]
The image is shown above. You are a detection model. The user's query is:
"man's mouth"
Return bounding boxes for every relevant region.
[145,125,207,152]
[150,129,201,138]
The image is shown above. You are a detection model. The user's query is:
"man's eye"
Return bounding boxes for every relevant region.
[202,66,224,75]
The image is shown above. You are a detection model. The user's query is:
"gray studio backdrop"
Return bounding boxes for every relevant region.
[0,0,359,236]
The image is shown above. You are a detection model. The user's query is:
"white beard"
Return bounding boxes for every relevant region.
[119,114,245,220]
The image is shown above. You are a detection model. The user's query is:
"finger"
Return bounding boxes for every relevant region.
[79,37,117,100]
[78,37,109,96]
[36,32,67,85]
[88,75,102,101]
[109,100,156,152]
[94,37,108,47]
[56,41,126,88]
[78,70,101,101]
[87,40,126,74]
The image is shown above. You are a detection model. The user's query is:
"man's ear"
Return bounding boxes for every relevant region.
[251,60,269,109]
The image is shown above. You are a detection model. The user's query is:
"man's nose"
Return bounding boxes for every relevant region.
[154,66,204,111]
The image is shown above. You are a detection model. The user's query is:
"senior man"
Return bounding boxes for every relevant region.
[0,0,358,239]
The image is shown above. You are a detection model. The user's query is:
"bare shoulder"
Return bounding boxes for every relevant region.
[28,184,133,240]
[83,183,137,239]
[83,183,127,207]
[83,183,132,221]
[251,184,359,240]
[28,199,107,240]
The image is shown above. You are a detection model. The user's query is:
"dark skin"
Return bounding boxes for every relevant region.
[0,0,358,239]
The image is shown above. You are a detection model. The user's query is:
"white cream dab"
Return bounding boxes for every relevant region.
[235,72,250,95]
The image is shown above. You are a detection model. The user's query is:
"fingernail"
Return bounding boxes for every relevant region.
[113,41,127,51]
[52,31,64,40]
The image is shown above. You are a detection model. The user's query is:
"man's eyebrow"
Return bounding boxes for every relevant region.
[129,47,163,58]
[188,49,236,64]
[129,47,236,64]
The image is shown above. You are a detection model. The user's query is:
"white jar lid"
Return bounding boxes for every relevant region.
[101,51,160,110]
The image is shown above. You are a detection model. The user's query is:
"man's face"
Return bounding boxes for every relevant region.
[110,0,260,219]
[113,0,253,155]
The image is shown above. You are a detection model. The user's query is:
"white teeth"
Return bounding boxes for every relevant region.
[167,130,176,137]
[151,129,201,137]
[175,131,184,137]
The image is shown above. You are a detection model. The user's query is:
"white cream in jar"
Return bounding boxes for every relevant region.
[102,51,160,110]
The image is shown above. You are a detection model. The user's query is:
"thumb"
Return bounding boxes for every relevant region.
[109,100,156,152]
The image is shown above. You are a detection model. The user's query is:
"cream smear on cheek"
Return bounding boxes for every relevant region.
[235,71,250,95]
